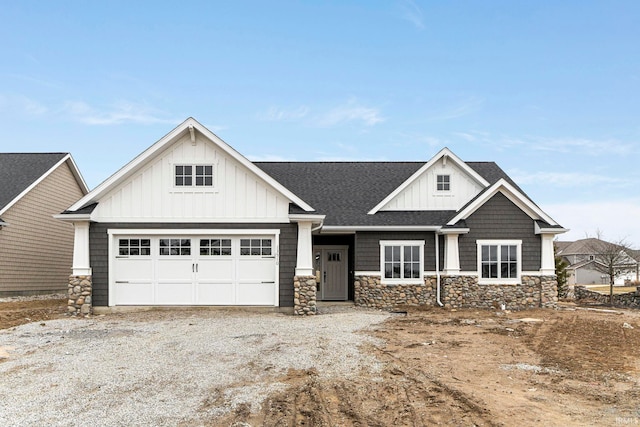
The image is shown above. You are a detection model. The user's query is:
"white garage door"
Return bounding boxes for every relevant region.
[111,232,278,306]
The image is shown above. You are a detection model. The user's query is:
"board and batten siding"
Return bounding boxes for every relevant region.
[458,192,542,272]
[0,162,85,294]
[355,231,440,272]
[380,159,483,211]
[89,222,298,307]
[91,133,291,222]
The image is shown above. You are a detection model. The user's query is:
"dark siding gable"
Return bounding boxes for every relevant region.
[458,192,541,272]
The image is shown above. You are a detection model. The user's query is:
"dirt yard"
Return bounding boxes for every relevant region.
[2,299,640,426]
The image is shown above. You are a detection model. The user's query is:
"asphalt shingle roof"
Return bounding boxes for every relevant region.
[0,153,68,211]
[255,161,517,227]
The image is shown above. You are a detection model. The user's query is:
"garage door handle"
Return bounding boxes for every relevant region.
[115,281,129,284]
[261,281,275,284]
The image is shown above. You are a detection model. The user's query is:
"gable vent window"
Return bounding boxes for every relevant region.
[437,175,450,191]
[175,165,214,187]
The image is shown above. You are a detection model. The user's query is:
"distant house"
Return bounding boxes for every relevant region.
[556,238,639,285]
[0,153,88,295]
[58,118,566,315]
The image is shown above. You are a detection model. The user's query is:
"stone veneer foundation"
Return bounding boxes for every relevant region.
[68,275,92,316]
[355,275,558,310]
[293,276,317,315]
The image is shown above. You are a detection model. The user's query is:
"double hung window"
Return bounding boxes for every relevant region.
[380,241,424,283]
[477,240,521,283]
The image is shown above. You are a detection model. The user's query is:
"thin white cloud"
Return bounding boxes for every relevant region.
[545,199,640,247]
[399,0,425,30]
[0,94,48,115]
[317,99,384,127]
[507,169,630,188]
[530,137,633,156]
[258,105,309,122]
[453,131,635,157]
[63,100,177,125]
[426,97,483,121]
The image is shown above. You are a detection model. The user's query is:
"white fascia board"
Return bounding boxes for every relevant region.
[321,225,441,232]
[91,216,290,223]
[367,147,490,215]
[107,228,281,236]
[1,154,76,217]
[534,223,569,235]
[447,179,558,226]
[438,228,470,235]
[53,213,92,222]
[68,118,315,212]
[288,214,326,222]
[65,154,90,195]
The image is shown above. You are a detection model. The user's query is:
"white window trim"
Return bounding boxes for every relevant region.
[169,161,219,193]
[476,239,522,285]
[436,174,451,192]
[379,240,425,285]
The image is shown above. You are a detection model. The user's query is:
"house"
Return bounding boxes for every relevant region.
[58,118,565,315]
[0,153,88,296]
[556,238,639,285]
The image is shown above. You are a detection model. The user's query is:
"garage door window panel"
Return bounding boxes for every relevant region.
[119,239,151,256]
[200,239,232,256]
[240,239,272,256]
[159,238,191,256]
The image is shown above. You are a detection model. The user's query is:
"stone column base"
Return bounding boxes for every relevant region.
[294,276,317,315]
[68,275,92,316]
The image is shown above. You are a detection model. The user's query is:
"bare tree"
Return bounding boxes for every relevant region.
[586,232,637,305]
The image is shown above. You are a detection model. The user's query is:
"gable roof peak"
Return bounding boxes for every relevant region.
[367,147,490,215]
[66,117,314,213]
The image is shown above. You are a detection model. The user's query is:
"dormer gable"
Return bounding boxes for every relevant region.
[368,148,490,214]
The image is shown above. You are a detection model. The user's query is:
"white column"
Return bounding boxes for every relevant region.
[72,221,92,276]
[295,221,314,276]
[443,233,461,274]
[540,233,555,275]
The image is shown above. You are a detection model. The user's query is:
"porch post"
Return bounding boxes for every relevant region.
[443,233,461,274]
[289,214,324,315]
[295,221,314,276]
[69,221,92,316]
[540,233,556,275]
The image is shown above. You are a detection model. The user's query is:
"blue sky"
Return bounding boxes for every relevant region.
[1,1,639,246]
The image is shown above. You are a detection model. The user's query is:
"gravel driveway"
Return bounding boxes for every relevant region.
[0,309,389,426]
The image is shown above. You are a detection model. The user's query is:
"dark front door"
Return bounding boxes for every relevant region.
[314,246,348,301]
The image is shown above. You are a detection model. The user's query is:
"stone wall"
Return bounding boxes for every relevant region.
[68,275,92,316]
[293,276,317,315]
[355,275,558,310]
[575,285,640,308]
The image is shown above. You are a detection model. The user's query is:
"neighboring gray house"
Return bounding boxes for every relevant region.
[0,153,88,295]
[556,238,639,285]
[58,118,565,315]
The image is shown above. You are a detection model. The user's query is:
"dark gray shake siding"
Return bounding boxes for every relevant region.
[458,192,541,272]
[355,231,440,272]
[89,222,298,307]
